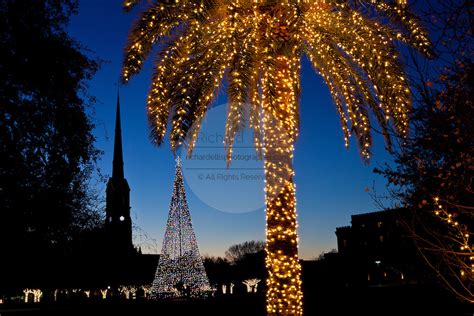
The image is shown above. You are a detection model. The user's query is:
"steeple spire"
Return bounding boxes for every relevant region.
[112,92,124,179]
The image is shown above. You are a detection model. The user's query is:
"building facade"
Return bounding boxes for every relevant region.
[335,208,427,287]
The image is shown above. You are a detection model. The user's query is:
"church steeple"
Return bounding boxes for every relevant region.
[112,92,124,179]
[105,91,133,256]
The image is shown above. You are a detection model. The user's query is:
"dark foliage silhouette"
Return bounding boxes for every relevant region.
[0,0,101,293]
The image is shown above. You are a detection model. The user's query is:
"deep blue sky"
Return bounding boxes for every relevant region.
[68,0,394,259]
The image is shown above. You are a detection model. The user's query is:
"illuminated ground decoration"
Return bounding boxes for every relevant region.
[121,1,430,314]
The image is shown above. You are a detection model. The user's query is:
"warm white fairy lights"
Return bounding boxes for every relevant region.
[432,197,473,277]
[121,1,430,314]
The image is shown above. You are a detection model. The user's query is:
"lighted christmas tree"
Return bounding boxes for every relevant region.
[151,157,210,298]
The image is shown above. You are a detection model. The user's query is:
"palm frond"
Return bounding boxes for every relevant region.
[224,18,257,163]
[304,5,412,157]
[147,28,194,146]
[365,1,433,57]
[304,44,351,148]
[122,3,184,82]
[168,19,235,152]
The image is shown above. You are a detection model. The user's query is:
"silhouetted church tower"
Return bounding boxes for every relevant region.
[105,93,133,254]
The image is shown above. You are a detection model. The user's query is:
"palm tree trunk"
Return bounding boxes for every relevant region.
[262,54,303,315]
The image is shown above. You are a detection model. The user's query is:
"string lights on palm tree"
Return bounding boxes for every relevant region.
[121,1,431,314]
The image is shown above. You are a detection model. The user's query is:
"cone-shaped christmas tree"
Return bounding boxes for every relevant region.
[151,157,210,298]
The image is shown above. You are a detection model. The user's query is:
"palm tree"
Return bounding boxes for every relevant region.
[121,1,430,314]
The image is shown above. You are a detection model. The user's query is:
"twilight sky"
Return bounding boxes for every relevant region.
[68,0,395,259]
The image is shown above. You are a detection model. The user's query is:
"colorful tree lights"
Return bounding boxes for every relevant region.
[151,157,210,298]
